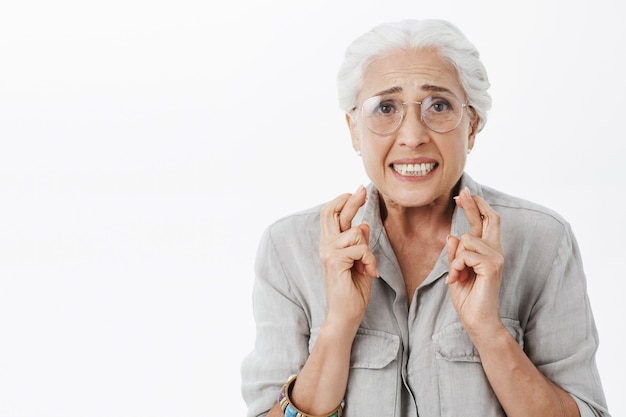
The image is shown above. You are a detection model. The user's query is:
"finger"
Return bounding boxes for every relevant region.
[320,186,367,238]
[472,195,502,250]
[323,224,377,278]
[456,233,495,256]
[320,193,352,238]
[448,233,497,284]
[338,185,367,232]
[320,222,371,263]
[356,243,378,278]
[449,254,475,282]
[456,187,482,237]
[358,222,371,245]
[328,241,378,278]
[450,234,504,278]
[447,235,477,284]
[448,256,473,284]
[355,222,378,277]
[446,235,459,264]
[446,235,461,284]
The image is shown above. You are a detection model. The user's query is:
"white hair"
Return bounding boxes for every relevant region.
[337,19,492,132]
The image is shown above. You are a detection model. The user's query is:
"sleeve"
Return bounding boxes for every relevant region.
[240,226,312,417]
[523,223,610,417]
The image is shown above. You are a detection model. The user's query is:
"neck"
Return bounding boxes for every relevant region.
[383,199,454,237]
[380,185,460,239]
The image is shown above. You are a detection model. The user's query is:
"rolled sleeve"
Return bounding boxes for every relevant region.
[241,227,311,417]
[524,223,609,416]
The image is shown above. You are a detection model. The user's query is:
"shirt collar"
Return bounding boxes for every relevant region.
[354,173,483,286]
[356,173,481,236]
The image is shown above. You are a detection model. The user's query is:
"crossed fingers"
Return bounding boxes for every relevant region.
[320,185,366,237]
[319,185,377,278]
[453,187,501,249]
[447,187,502,284]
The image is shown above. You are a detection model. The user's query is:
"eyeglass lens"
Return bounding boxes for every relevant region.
[362,95,464,135]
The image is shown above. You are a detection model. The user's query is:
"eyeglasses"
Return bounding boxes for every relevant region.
[359,94,470,135]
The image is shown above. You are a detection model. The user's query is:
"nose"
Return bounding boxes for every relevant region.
[396,103,430,149]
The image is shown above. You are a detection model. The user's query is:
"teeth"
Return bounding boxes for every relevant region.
[392,162,436,177]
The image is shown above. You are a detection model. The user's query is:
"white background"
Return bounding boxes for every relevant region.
[0,0,624,416]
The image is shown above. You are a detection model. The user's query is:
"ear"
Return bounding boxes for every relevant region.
[467,111,480,151]
[346,112,361,154]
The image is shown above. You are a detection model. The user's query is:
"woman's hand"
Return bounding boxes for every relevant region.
[446,187,505,338]
[319,185,378,334]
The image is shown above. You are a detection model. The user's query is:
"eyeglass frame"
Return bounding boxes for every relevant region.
[354,94,472,136]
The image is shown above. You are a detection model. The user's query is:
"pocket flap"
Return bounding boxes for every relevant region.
[350,328,400,369]
[432,318,524,362]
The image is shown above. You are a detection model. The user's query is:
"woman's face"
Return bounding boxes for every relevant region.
[347,48,479,210]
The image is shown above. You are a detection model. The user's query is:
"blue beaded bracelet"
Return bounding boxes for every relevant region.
[278,375,343,417]
[284,403,340,417]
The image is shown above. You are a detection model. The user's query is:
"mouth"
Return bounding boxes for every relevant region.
[392,162,437,177]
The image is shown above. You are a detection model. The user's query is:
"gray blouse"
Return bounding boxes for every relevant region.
[241,174,609,417]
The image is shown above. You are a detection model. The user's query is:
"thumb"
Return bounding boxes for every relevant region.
[356,222,378,278]
[446,235,460,284]
[358,222,371,244]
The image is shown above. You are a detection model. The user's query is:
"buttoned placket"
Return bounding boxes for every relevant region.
[360,177,477,416]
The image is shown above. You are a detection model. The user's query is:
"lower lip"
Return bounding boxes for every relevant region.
[391,165,437,181]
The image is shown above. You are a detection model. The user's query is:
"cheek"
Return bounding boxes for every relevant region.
[361,135,393,162]
[451,123,472,151]
[360,138,394,177]
[438,135,469,169]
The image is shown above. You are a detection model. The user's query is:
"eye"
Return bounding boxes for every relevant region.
[375,99,400,115]
[427,96,454,113]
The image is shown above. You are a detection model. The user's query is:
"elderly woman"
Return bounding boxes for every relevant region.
[241,19,609,417]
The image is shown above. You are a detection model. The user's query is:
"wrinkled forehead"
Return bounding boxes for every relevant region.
[358,47,465,103]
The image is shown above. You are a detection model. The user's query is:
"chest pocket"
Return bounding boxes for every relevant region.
[432,318,524,417]
[309,328,400,417]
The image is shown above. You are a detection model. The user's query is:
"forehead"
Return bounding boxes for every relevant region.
[359,48,465,101]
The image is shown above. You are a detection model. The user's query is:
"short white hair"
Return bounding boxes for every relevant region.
[337,19,492,132]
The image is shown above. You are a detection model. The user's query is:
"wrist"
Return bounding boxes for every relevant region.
[279,375,344,417]
[319,317,360,345]
[290,321,354,414]
[467,320,508,352]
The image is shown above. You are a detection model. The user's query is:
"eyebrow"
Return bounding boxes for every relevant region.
[373,84,455,97]
[421,84,455,94]
[373,86,403,96]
